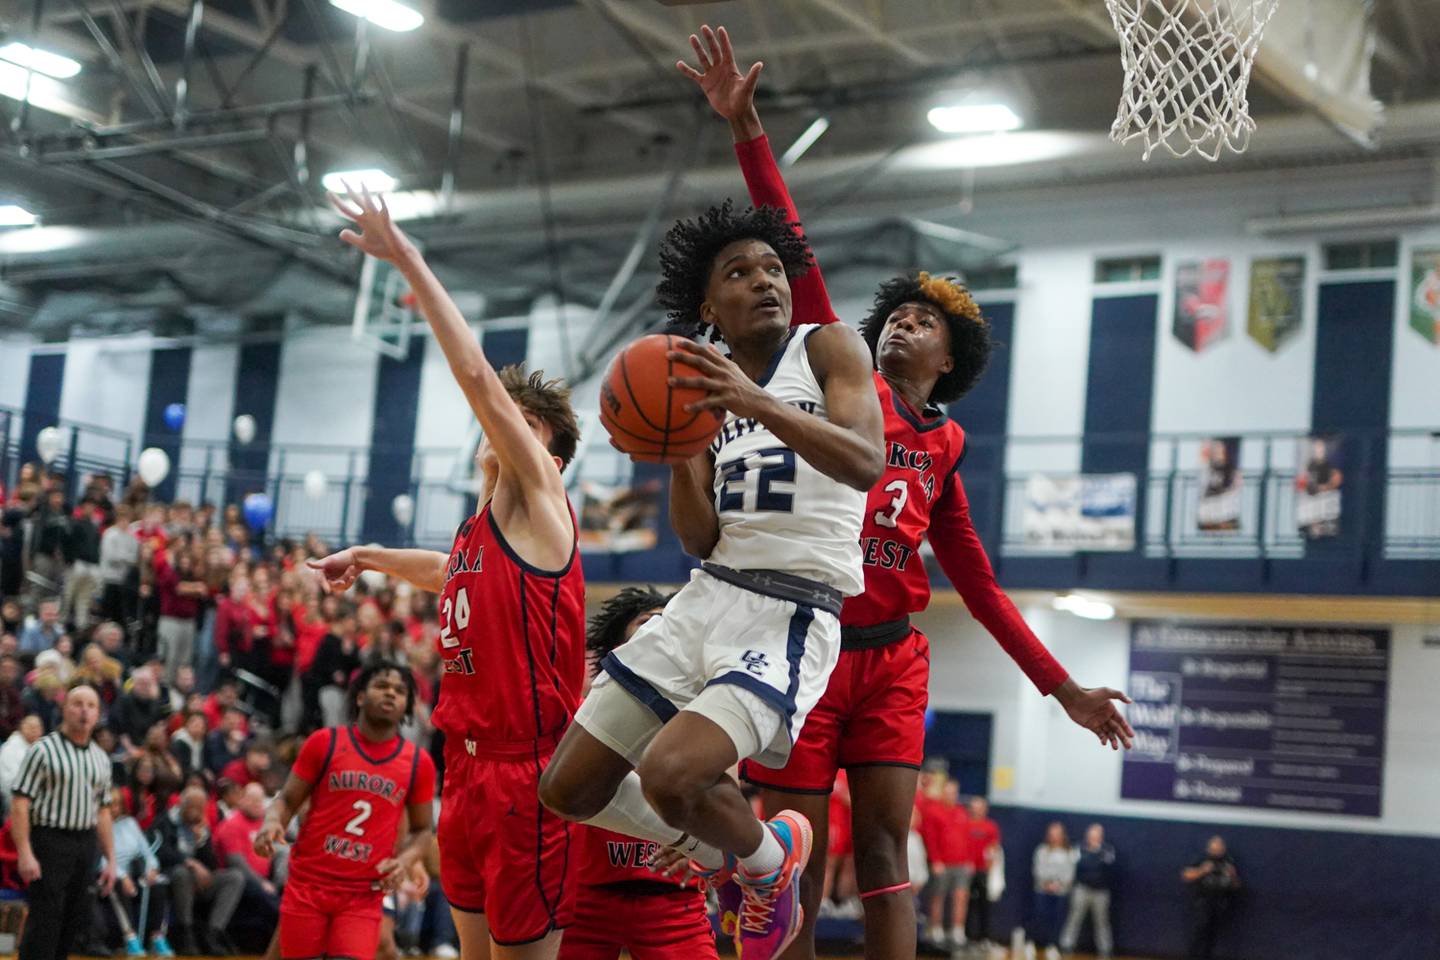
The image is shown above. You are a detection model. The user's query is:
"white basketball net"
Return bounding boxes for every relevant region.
[1105,0,1280,161]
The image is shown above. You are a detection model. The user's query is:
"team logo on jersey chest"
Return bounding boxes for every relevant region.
[445,545,484,584]
[328,770,403,803]
[888,442,937,501]
[710,400,818,455]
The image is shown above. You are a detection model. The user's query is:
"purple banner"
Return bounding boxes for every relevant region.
[1122,622,1388,817]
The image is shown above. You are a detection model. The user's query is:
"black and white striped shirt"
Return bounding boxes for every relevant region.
[12,731,112,830]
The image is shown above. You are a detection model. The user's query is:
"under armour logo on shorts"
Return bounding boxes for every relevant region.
[742,650,770,676]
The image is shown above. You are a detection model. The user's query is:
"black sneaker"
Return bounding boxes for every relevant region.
[172,925,199,957]
[77,943,114,958]
[201,928,236,957]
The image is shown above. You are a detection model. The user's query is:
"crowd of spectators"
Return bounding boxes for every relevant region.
[0,464,458,958]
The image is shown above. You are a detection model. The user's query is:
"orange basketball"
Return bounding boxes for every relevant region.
[599,334,725,463]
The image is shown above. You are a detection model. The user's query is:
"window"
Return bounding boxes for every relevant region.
[963,264,1018,291]
[1323,240,1398,271]
[1094,255,1161,283]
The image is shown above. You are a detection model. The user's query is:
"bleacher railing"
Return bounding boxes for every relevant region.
[3,408,1437,564]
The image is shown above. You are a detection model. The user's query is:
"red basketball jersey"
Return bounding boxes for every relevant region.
[288,726,436,891]
[842,374,967,627]
[575,824,699,890]
[430,503,586,743]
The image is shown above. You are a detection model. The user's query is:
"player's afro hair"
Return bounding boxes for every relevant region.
[586,586,672,673]
[859,272,993,405]
[348,658,417,722]
[657,200,815,339]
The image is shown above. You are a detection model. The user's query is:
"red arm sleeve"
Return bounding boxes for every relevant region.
[928,467,1070,695]
[734,134,839,327]
[291,729,332,784]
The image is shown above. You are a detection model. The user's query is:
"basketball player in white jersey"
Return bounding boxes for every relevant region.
[540,202,884,960]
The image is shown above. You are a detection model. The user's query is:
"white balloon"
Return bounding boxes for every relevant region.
[137,447,171,487]
[35,426,63,465]
[233,414,257,444]
[303,470,328,500]
[391,493,415,526]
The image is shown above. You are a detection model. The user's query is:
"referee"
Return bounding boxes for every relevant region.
[12,684,118,960]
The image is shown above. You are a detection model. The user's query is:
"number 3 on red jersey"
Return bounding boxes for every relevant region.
[440,587,471,648]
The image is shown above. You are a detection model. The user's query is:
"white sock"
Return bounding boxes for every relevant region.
[581,772,723,869]
[738,822,784,878]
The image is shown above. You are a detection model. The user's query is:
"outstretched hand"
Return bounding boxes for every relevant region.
[306,549,361,594]
[1053,679,1135,750]
[329,185,415,265]
[677,25,762,123]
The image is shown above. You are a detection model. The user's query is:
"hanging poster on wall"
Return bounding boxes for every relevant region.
[1294,435,1343,539]
[1409,247,1440,345]
[1173,258,1230,352]
[1247,256,1305,352]
[1196,436,1242,532]
[1122,621,1388,817]
[577,477,662,552]
[1022,473,1136,551]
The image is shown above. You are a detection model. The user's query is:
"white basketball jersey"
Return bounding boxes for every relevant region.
[705,324,865,596]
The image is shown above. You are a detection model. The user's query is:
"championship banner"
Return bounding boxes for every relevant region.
[1122,621,1388,817]
[1197,436,1242,532]
[1022,473,1136,551]
[1295,435,1343,540]
[1173,258,1230,352]
[577,477,662,552]
[1247,256,1305,352]
[1409,247,1440,345]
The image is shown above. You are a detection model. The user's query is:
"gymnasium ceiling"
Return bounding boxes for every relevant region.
[0,0,1437,338]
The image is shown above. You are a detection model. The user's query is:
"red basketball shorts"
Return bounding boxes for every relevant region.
[438,736,576,946]
[557,885,718,960]
[742,627,930,793]
[279,881,382,960]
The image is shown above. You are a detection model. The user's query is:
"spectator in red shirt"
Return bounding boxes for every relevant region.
[201,681,245,732]
[213,782,279,918]
[966,795,1004,946]
[213,575,259,673]
[155,543,207,685]
[219,741,273,789]
[920,779,975,949]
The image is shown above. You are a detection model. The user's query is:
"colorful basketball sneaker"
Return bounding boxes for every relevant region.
[735,810,813,960]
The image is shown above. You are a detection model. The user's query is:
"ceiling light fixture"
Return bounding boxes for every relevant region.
[927,103,1022,135]
[1052,593,1116,621]
[0,205,38,227]
[0,42,82,79]
[780,117,831,168]
[329,0,424,33]
[322,168,398,194]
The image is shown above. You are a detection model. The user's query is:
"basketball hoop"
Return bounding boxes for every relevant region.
[1105,0,1280,161]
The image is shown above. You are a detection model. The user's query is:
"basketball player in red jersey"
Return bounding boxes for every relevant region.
[254,660,436,960]
[310,187,587,960]
[677,28,1136,960]
[557,587,718,960]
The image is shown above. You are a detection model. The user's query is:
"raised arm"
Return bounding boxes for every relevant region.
[306,546,448,595]
[329,189,566,506]
[668,323,884,490]
[928,468,1135,750]
[678,25,839,327]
